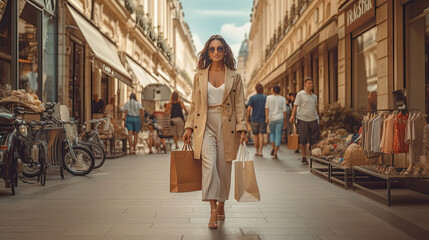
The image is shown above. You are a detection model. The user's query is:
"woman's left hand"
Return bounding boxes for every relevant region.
[240,131,248,144]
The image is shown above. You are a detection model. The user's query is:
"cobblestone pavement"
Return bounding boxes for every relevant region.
[1,144,429,240]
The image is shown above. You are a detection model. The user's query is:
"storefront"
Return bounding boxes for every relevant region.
[0,0,58,102]
[64,4,133,123]
[340,0,378,112]
[261,18,338,111]
[403,0,429,122]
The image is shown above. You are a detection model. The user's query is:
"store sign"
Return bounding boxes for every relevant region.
[345,0,375,34]
[102,64,114,76]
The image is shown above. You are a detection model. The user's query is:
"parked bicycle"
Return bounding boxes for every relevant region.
[79,117,109,169]
[0,107,17,195]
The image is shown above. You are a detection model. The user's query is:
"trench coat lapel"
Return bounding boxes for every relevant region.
[222,66,235,104]
[199,67,209,108]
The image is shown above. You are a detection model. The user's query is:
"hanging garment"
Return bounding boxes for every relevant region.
[379,114,389,153]
[422,125,429,156]
[383,113,395,154]
[371,114,383,153]
[406,113,427,163]
[393,112,409,153]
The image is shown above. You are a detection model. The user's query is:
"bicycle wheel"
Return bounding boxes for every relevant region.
[22,163,40,178]
[39,141,47,186]
[83,142,105,169]
[63,146,95,176]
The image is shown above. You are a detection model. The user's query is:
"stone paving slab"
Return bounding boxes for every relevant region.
[1,145,429,239]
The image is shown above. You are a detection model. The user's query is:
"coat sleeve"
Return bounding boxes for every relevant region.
[185,73,199,130]
[234,74,247,132]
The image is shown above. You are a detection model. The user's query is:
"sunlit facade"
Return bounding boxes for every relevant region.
[57,0,196,122]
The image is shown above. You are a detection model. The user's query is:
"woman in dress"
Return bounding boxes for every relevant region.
[182,35,247,229]
[165,91,188,149]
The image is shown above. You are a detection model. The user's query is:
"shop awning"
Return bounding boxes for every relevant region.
[319,21,338,42]
[157,76,173,91]
[126,56,158,87]
[261,61,286,86]
[67,5,133,86]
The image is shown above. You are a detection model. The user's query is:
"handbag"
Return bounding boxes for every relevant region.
[170,143,202,192]
[234,143,261,202]
[287,123,299,150]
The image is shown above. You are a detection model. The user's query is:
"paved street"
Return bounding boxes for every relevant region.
[1,145,429,240]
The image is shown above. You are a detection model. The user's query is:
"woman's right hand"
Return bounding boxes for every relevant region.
[182,128,193,144]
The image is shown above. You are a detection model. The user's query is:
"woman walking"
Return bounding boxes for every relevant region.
[122,93,144,154]
[265,85,287,159]
[182,35,247,229]
[165,91,188,149]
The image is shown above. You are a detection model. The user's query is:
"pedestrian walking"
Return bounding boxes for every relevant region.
[165,91,188,149]
[286,93,300,153]
[247,83,267,157]
[182,35,247,229]
[265,85,287,159]
[290,77,320,165]
[122,93,144,154]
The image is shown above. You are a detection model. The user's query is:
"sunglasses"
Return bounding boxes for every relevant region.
[208,46,224,53]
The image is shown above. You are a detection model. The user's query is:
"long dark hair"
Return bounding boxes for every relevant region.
[196,35,236,71]
[170,91,179,102]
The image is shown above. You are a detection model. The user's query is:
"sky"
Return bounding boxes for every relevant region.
[180,0,253,59]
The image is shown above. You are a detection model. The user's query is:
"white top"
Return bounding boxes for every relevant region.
[122,99,143,117]
[295,90,318,122]
[265,94,287,122]
[208,82,225,105]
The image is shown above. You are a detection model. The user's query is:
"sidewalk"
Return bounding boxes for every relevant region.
[1,144,429,239]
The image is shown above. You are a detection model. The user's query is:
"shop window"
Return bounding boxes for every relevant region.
[69,41,85,123]
[43,13,56,102]
[352,27,377,112]
[18,1,41,96]
[0,0,12,97]
[405,0,429,122]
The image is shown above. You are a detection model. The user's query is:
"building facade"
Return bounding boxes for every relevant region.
[57,0,197,122]
[247,0,429,120]
[237,35,249,95]
[246,0,338,110]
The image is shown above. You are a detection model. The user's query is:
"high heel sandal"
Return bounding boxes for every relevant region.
[217,203,225,221]
[208,210,218,229]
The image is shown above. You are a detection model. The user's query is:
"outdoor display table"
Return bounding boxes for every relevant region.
[330,162,353,189]
[310,156,330,181]
[352,166,429,206]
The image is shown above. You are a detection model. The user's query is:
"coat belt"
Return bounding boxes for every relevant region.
[208,104,232,117]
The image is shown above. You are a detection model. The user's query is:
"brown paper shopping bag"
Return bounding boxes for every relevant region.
[287,123,299,150]
[235,143,261,202]
[170,144,202,192]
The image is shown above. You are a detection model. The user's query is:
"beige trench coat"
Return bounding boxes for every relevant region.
[185,66,247,161]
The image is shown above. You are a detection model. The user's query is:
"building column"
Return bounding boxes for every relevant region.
[337,11,346,107]
[376,0,393,109]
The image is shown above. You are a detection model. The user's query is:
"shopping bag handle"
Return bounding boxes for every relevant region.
[238,143,250,168]
[292,122,298,135]
[182,142,194,153]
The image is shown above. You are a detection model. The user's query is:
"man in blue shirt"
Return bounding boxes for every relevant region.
[247,83,267,157]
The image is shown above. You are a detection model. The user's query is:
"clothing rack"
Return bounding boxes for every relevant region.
[365,108,421,166]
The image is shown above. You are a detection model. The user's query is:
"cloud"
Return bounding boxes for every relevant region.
[197,10,250,17]
[192,34,204,54]
[220,22,251,58]
[220,22,251,43]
